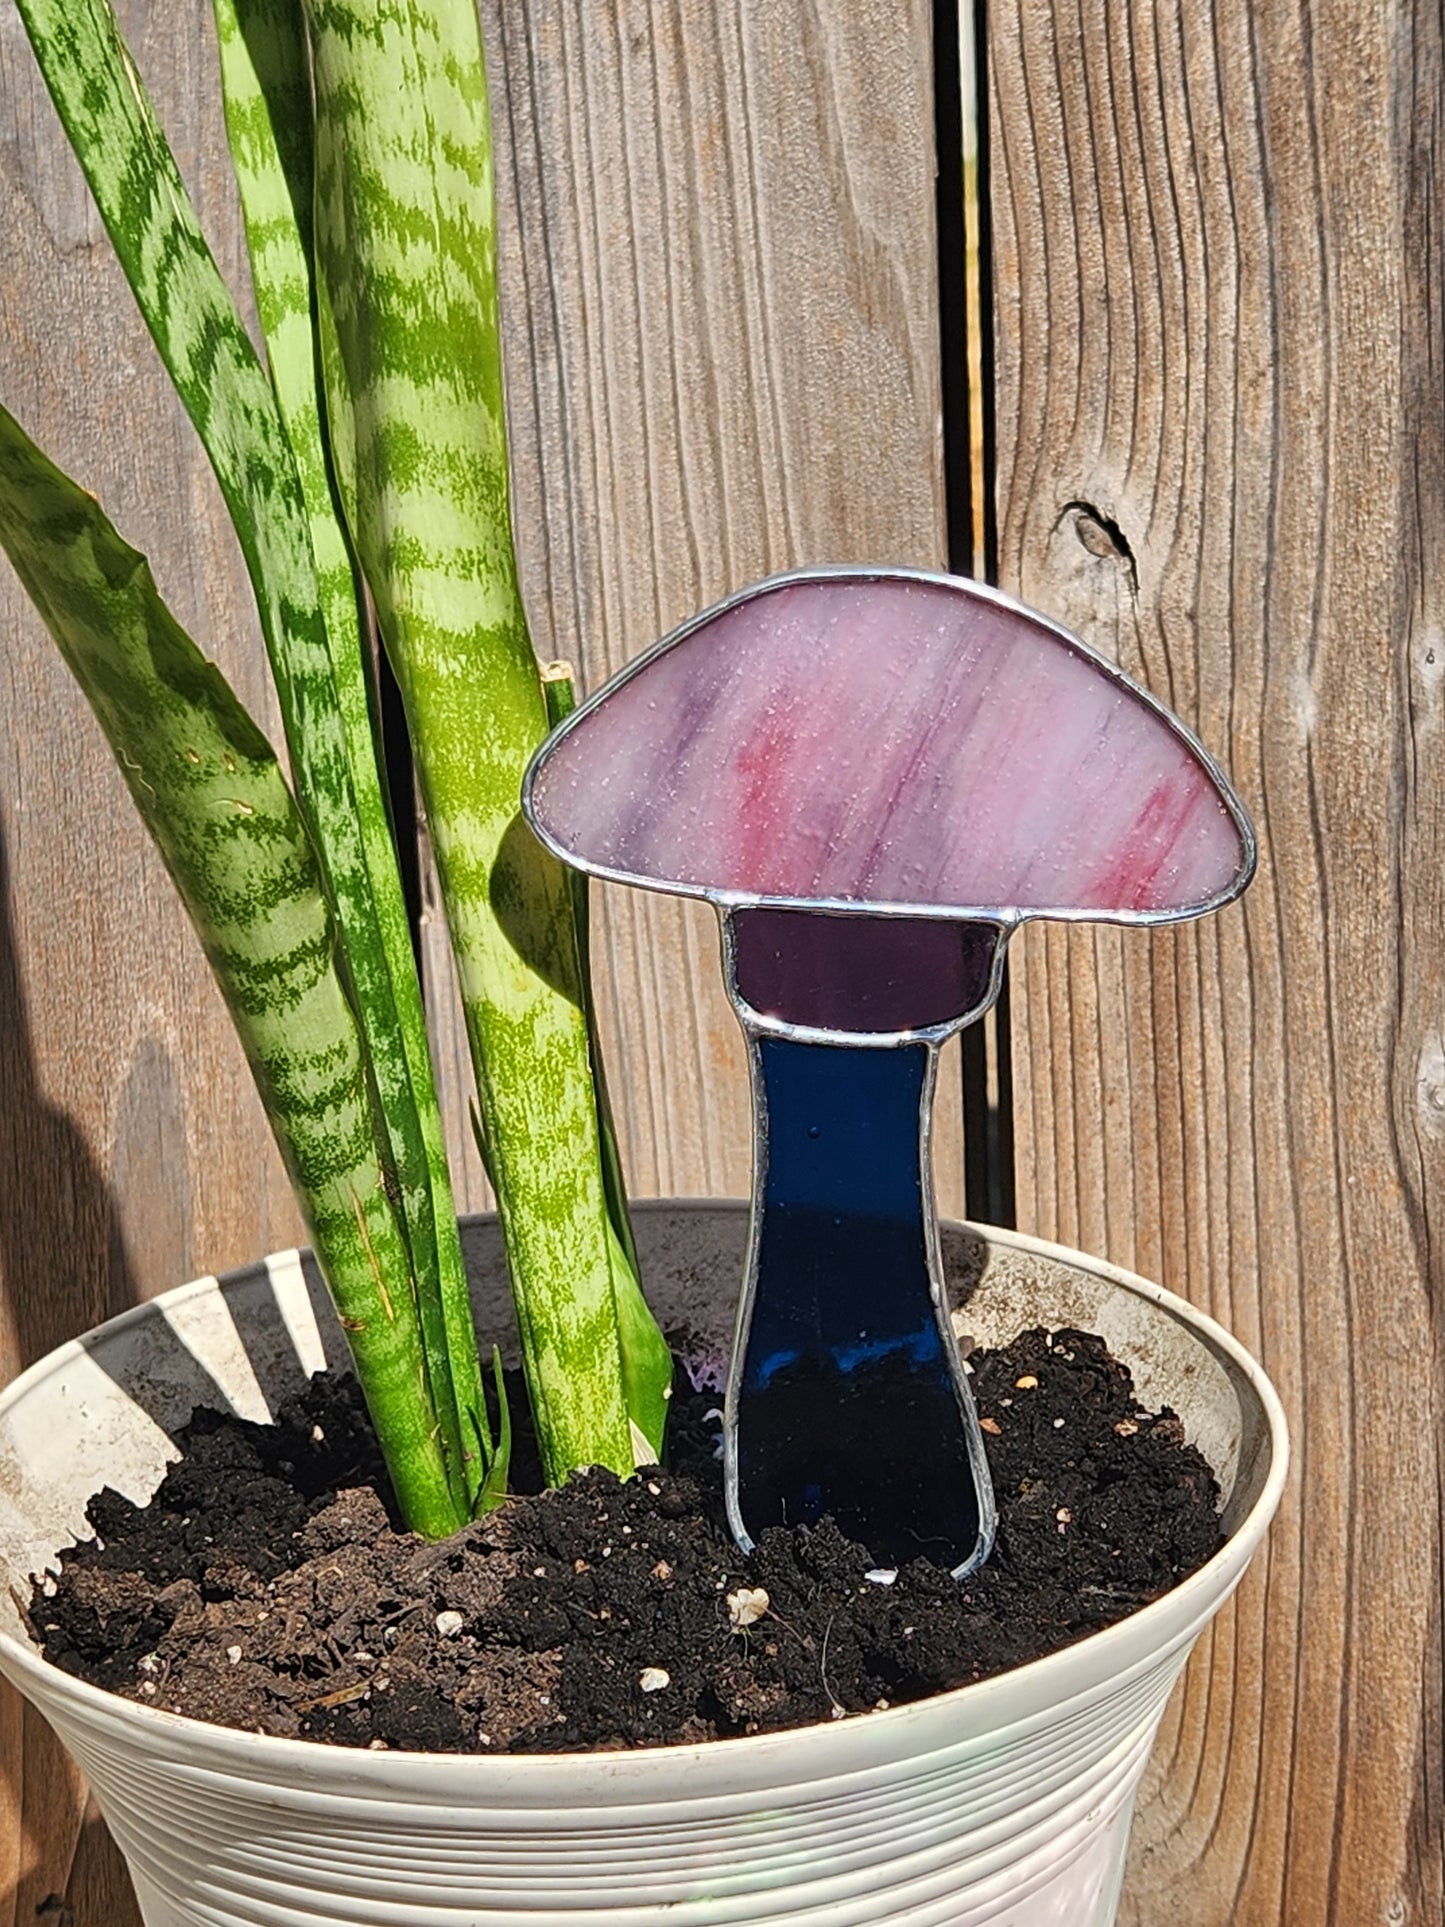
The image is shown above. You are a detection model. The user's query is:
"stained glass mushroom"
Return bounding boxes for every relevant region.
[524,567,1255,1577]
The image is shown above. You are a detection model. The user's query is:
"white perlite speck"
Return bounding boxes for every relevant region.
[726,1586,770,1629]
[639,1667,671,1693]
[435,1610,464,1638]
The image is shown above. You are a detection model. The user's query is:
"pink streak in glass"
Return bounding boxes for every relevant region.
[530,576,1249,917]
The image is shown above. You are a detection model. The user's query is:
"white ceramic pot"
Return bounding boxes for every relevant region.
[0,1202,1286,1926]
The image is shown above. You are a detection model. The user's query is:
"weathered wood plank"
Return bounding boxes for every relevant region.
[0,3,302,1917]
[444,0,965,1243]
[988,0,1445,1919]
[58,1800,140,1926]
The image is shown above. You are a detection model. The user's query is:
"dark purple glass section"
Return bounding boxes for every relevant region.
[729,908,1002,1033]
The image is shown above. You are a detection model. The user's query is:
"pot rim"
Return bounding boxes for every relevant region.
[0,1208,1288,1788]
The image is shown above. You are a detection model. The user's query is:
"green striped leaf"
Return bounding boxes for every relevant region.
[210,0,490,1510]
[16,0,493,1522]
[0,402,461,1538]
[542,667,670,1459]
[15,0,342,851]
[304,0,671,1482]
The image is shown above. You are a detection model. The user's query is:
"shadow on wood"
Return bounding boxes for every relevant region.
[0,808,145,1924]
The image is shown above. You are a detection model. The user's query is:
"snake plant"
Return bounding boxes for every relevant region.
[0,0,671,1533]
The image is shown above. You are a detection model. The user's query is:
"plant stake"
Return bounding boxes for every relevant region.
[526,567,1256,1575]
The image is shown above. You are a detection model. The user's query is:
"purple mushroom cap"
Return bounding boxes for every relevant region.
[525,569,1255,1034]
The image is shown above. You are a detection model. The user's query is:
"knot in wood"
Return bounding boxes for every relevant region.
[1061,501,1139,595]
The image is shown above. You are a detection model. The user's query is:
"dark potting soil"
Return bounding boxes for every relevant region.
[27,1328,1222,1753]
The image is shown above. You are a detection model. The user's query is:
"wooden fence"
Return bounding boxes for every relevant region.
[0,2,1440,1921]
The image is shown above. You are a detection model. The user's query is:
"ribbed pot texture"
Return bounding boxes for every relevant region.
[0,1202,1287,1926]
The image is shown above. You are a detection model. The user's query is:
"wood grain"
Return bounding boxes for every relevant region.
[437,0,966,1239]
[988,0,1445,1919]
[0,2,301,1916]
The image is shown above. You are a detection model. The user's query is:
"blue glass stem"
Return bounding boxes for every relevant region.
[725,1035,996,1574]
